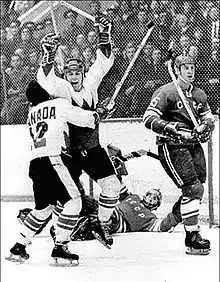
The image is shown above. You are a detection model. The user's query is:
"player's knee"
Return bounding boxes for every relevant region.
[63,197,82,215]
[32,205,54,220]
[182,180,204,200]
[97,174,121,197]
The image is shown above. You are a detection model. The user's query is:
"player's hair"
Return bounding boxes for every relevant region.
[26,80,50,106]
[142,188,162,210]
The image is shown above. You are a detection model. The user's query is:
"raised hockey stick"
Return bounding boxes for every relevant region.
[59,1,95,21]
[167,43,199,128]
[49,1,64,71]
[109,21,155,106]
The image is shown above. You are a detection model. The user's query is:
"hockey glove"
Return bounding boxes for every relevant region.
[94,14,112,46]
[163,122,195,142]
[192,118,215,143]
[94,97,116,124]
[40,32,61,66]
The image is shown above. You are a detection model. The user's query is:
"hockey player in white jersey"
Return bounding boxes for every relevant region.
[37,15,121,248]
[6,80,111,266]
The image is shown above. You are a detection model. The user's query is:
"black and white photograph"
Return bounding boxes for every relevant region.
[1,1,219,282]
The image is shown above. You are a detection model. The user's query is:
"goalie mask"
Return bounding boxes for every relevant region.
[62,58,85,92]
[174,54,196,84]
[142,188,162,210]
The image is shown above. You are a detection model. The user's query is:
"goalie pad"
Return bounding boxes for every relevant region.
[40,33,61,66]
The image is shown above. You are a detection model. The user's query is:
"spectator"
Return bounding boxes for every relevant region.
[75,33,87,54]
[87,30,97,57]
[148,0,161,25]
[192,26,212,61]
[188,45,208,84]
[61,9,82,48]
[208,6,219,48]
[33,21,45,43]
[1,54,29,124]
[1,27,11,60]
[17,26,39,54]
[131,8,150,47]
[0,53,11,113]
[69,45,83,60]
[171,14,195,46]
[11,1,35,17]
[22,21,36,33]
[114,1,136,50]
[26,49,41,81]
[43,18,54,35]
[207,48,219,115]
[5,19,21,58]
[82,47,95,72]
[173,34,191,57]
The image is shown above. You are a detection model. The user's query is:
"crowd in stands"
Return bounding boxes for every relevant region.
[0,0,219,124]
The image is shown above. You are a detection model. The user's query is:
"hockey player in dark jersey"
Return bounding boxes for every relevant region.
[143,53,215,255]
[37,15,121,248]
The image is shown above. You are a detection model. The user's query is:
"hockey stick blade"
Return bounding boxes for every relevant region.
[92,231,111,249]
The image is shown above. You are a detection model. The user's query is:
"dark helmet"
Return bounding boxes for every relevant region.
[142,188,162,210]
[175,54,196,69]
[26,80,50,106]
[62,58,85,78]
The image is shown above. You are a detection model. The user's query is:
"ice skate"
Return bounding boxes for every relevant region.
[51,242,79,266]
[185,231,211,255]
[92,220,113,249]
[5,242,29,263]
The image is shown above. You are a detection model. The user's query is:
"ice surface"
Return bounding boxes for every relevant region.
[1,202,219,282]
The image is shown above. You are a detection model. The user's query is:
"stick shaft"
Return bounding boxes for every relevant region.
[110,24,154,103]
[49,1,63,70]
[60,1,95,21]
[167,60,199,128]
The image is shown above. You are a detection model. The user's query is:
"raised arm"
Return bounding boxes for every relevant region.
[37,33,72,102]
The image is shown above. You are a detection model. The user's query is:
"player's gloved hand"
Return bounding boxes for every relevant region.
[94,97,116,123]
[163,122,194,142]
[40,32,61,66]
[94,14,112,45]
[192,118,215,143]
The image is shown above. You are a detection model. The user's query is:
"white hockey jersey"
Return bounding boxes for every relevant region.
[27,98,96,160]
[37,49,114,108]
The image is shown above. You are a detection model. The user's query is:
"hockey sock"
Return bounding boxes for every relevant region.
[181,197,200,231]
[56,198,82,242]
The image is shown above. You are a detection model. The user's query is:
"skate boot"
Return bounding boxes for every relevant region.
[185,230,211,255]
[5,242,30,263]
[51,241,79,266]
[92,220,113,249]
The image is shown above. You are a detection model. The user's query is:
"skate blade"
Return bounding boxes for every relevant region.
[50,257,79,267]
[92,231,111,250]
[5,253,28,263]
[186,247,211,255]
